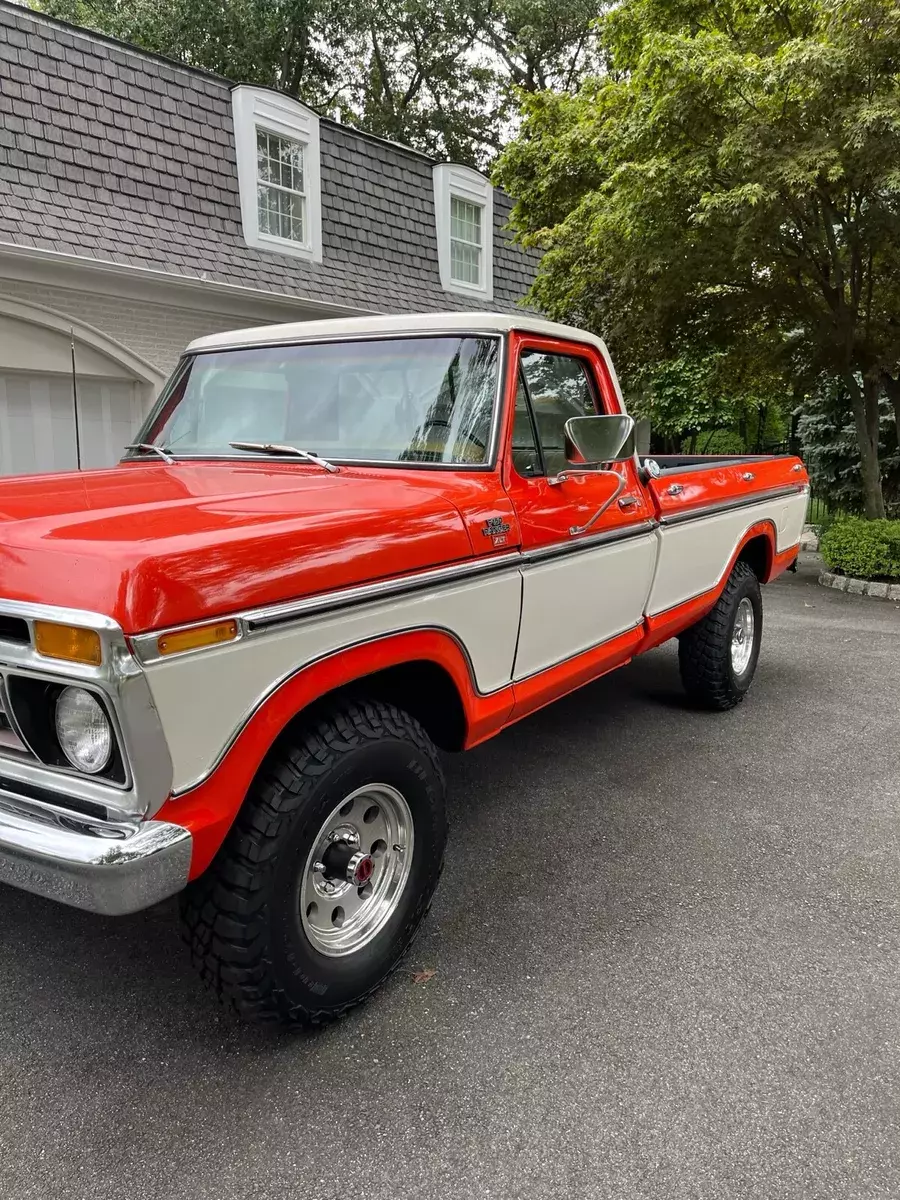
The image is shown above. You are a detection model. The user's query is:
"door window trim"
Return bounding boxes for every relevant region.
[512,346,604,480]
[514,365,546,478]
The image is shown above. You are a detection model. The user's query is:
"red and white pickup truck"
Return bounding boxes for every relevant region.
[0,313,808,1026]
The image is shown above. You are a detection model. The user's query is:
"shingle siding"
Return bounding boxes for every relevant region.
[0,2,540,315]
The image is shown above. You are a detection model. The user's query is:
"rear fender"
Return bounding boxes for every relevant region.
[640,520,778,653]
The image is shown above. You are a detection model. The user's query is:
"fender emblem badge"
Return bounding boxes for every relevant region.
[482,517,511,539]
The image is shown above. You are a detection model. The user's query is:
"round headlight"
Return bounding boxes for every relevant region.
[55,687,112,774]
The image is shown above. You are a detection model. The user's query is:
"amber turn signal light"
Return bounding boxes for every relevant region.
[34,621,103,666]
[157,619,238,658]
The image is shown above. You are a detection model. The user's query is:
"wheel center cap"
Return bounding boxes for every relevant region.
[348,852,374,887]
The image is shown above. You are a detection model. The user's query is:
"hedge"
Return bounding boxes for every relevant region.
[819,518,900,581]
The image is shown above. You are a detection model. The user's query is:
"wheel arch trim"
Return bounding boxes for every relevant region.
[640,520,781,652]
[153,627,510,878]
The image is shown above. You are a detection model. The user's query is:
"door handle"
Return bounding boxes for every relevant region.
[666,483,684,496]
[618,494,639,510]
[741,471,755,482]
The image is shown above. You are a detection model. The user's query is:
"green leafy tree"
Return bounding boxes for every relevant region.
[796,375,900,513]
[35,0,359,102]
[630,343,789,454]
[496,0,900,517]
[353,2,498,163]
[34,0,601,168]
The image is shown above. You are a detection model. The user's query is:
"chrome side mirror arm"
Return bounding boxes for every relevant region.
[567,471,626,536]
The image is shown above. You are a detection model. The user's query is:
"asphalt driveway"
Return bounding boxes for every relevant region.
[1,555,898,1200]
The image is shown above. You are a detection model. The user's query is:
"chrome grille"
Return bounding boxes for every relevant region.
[0,684,32,758]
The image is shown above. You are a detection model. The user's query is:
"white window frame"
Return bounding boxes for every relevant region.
[433,163,493,301]
[232,86,323,263]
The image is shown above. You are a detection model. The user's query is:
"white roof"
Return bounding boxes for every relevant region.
[187,310,610,356]
[185,311,627,412]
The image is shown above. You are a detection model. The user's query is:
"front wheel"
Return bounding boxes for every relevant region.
[678,560,763,711]
[181,699,447,1028]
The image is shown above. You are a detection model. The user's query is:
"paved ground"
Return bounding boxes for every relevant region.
[1,555,899,1200]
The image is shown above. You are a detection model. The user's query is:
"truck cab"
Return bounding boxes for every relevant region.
[0,312,808,1027]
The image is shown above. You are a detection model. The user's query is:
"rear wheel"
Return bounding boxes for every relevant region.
[678,560,763,711]
[181,698,447,1028]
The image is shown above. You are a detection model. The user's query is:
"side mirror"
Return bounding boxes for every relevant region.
[564,414,636,466]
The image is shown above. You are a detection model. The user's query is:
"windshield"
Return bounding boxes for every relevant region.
[132,335,501,466]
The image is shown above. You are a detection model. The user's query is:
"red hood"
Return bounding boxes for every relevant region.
[0,462,475,634]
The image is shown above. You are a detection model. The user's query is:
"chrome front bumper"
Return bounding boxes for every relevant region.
[0,795,192,915]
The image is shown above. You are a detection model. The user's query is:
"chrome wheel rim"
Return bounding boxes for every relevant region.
[731,597,755,676]
[299,783,414,957]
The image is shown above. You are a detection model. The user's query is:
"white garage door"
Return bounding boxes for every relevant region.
[0,373,146,477]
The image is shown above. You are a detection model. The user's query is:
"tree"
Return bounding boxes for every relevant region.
[476,0,604,96]
[34,0,602,168]
[495,0,900,517]
[797,375,900,513]
[353,2,499,163]
[35,0,360,103]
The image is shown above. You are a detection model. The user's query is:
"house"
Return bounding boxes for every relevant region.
[0,1,539,476]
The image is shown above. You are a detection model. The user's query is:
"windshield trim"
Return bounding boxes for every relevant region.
[126,331,508,473]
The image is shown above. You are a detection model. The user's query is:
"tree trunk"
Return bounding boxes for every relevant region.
[844,372,885,519]
[883,373,900,453]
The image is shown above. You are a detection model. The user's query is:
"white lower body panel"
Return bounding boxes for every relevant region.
[144,570,522,794]
[648,490,808,616]
[513,533,657,680]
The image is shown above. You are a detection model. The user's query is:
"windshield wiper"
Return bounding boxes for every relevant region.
[125,443,175,465]
[229,442,340,474]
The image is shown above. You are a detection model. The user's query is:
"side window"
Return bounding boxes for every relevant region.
[519,350,598,476]
[511,371,542,478]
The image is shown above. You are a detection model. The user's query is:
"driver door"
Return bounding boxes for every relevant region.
[505,340,657,690]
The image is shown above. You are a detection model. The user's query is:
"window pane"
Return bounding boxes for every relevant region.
[520,351,597,475]
[139,337,500,466]
[258,183,305,243]
[450,197,482,245]
[256,128,304,194]
[451,238,481,285]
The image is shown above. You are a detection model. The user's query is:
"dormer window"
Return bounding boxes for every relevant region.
[256,130,306,243]
[232,86,322,262]
[433,164,493,300]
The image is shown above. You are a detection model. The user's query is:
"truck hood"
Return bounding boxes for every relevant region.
[0,463,475,634]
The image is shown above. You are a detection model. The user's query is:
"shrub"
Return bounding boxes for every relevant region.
[820,518,900,581]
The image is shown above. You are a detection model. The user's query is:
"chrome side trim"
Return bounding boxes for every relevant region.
[522,522,656,567]
[0,790,192,915]
[658,484,808,527]
[133,523,660,665]
[131,552,522,664]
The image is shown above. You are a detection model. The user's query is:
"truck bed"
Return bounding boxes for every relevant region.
[641,454,806,526]
[642,453,791,475]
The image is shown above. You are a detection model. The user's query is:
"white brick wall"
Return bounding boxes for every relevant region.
[1,278,277,378]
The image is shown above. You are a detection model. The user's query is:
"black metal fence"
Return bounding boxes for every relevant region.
[806,486,899,525]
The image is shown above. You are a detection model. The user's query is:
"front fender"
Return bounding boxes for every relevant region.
[153,628,513,878]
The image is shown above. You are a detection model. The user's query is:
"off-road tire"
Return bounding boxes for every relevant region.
[180,699,446,1028]
[678,560,763,711]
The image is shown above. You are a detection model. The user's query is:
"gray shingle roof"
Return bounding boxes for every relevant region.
[0,2,540,314]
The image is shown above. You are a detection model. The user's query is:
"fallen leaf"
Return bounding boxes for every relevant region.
[412,967,437,984]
